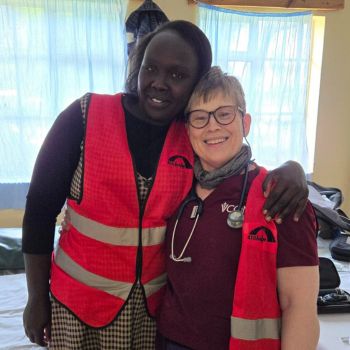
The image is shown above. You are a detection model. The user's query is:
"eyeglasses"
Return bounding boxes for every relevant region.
[186,105,244,129]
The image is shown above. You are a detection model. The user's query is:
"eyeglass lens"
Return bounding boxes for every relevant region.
[189,106,237,128]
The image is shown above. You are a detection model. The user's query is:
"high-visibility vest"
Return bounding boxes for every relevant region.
[50,93,194,327]
[230,168,281,350]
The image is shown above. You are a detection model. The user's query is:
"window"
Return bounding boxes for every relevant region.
[0,0,127,208]
[198,3,324,173]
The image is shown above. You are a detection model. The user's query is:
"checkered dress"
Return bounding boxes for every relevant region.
[50,94,158,349]
[50,286,156,349]
[50,174,156,349]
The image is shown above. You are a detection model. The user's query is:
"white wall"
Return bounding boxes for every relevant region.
[312,2,350,214]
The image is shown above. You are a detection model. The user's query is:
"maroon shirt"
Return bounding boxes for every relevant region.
[157,167,318,350]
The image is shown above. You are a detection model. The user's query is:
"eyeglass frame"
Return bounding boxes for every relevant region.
[186,105,245,129]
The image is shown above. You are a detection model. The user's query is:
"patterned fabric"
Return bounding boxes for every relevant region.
[137,172,153,206]
[50,285,156,350]
[69,93,90,201]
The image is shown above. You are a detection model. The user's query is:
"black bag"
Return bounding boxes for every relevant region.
[318,257,350,314]
[330,233,350,262]
[308,181,350,262]
[0,232,24,271]
[308,181,350,238]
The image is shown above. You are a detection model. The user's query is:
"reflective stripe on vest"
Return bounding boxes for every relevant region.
[55,247,166,299]
[231,316,281,341]
[67,206,166,246]
[230,168,281,349]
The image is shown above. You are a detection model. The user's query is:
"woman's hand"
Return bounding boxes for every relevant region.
[23,253,52,346]
[23,295,51,346]
[59,207,71,233]
[262,161,308,223]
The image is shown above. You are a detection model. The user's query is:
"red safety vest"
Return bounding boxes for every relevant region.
[50,93,194,327]
[230,168,281,350]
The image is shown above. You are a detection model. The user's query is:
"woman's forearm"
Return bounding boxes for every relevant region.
[278,266,320,350]
[24,253,52,298]
[281,305,319,350]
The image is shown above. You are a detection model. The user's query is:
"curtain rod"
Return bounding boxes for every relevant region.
[188,0,344,11]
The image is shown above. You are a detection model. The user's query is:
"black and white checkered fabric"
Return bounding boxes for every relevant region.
[137,172,153,206]
[69,93,89,201]
[50,285,156,349]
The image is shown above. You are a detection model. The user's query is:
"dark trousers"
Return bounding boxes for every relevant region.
[156,333,192,350]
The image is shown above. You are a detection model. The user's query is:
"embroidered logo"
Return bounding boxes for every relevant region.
[221,202,246,214]
[248,226,276,243]
[168,155,192,169]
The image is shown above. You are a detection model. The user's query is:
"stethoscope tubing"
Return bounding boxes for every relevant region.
[170,162,251,263]
[170,195,202,263]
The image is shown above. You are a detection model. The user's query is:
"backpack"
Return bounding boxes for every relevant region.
[308,181,350,237]
[308,181,350,262]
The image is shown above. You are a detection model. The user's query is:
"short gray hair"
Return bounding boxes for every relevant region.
[186,66,246,115]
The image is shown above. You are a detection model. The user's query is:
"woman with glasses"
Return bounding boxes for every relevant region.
[156,67,320,350]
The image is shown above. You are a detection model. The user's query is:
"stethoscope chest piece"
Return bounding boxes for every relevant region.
[227,210,244,229]
[226,162,250,229]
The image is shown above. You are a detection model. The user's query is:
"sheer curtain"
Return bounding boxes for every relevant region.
[0,0,127,208]
[198,3,312,171]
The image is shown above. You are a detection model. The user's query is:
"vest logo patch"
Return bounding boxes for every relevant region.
[168,155,192,169]
[248,226,276,243]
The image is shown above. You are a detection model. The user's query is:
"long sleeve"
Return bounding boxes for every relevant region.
[22,99,83,254]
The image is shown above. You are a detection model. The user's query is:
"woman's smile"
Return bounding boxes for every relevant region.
[147,95,170,108]
[204,136,228,145]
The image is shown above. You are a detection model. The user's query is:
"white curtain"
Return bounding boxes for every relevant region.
[198,3,312,171]
[0,0,127,183]
[0,0,127,208]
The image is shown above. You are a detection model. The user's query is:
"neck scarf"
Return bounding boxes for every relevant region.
[194,144,252,189]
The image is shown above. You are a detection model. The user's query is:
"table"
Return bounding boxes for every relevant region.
[317,237,350,349]
[0,235,349,349]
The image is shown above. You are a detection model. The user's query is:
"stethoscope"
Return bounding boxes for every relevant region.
[170,193,203,263]
[170,162,250,263]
